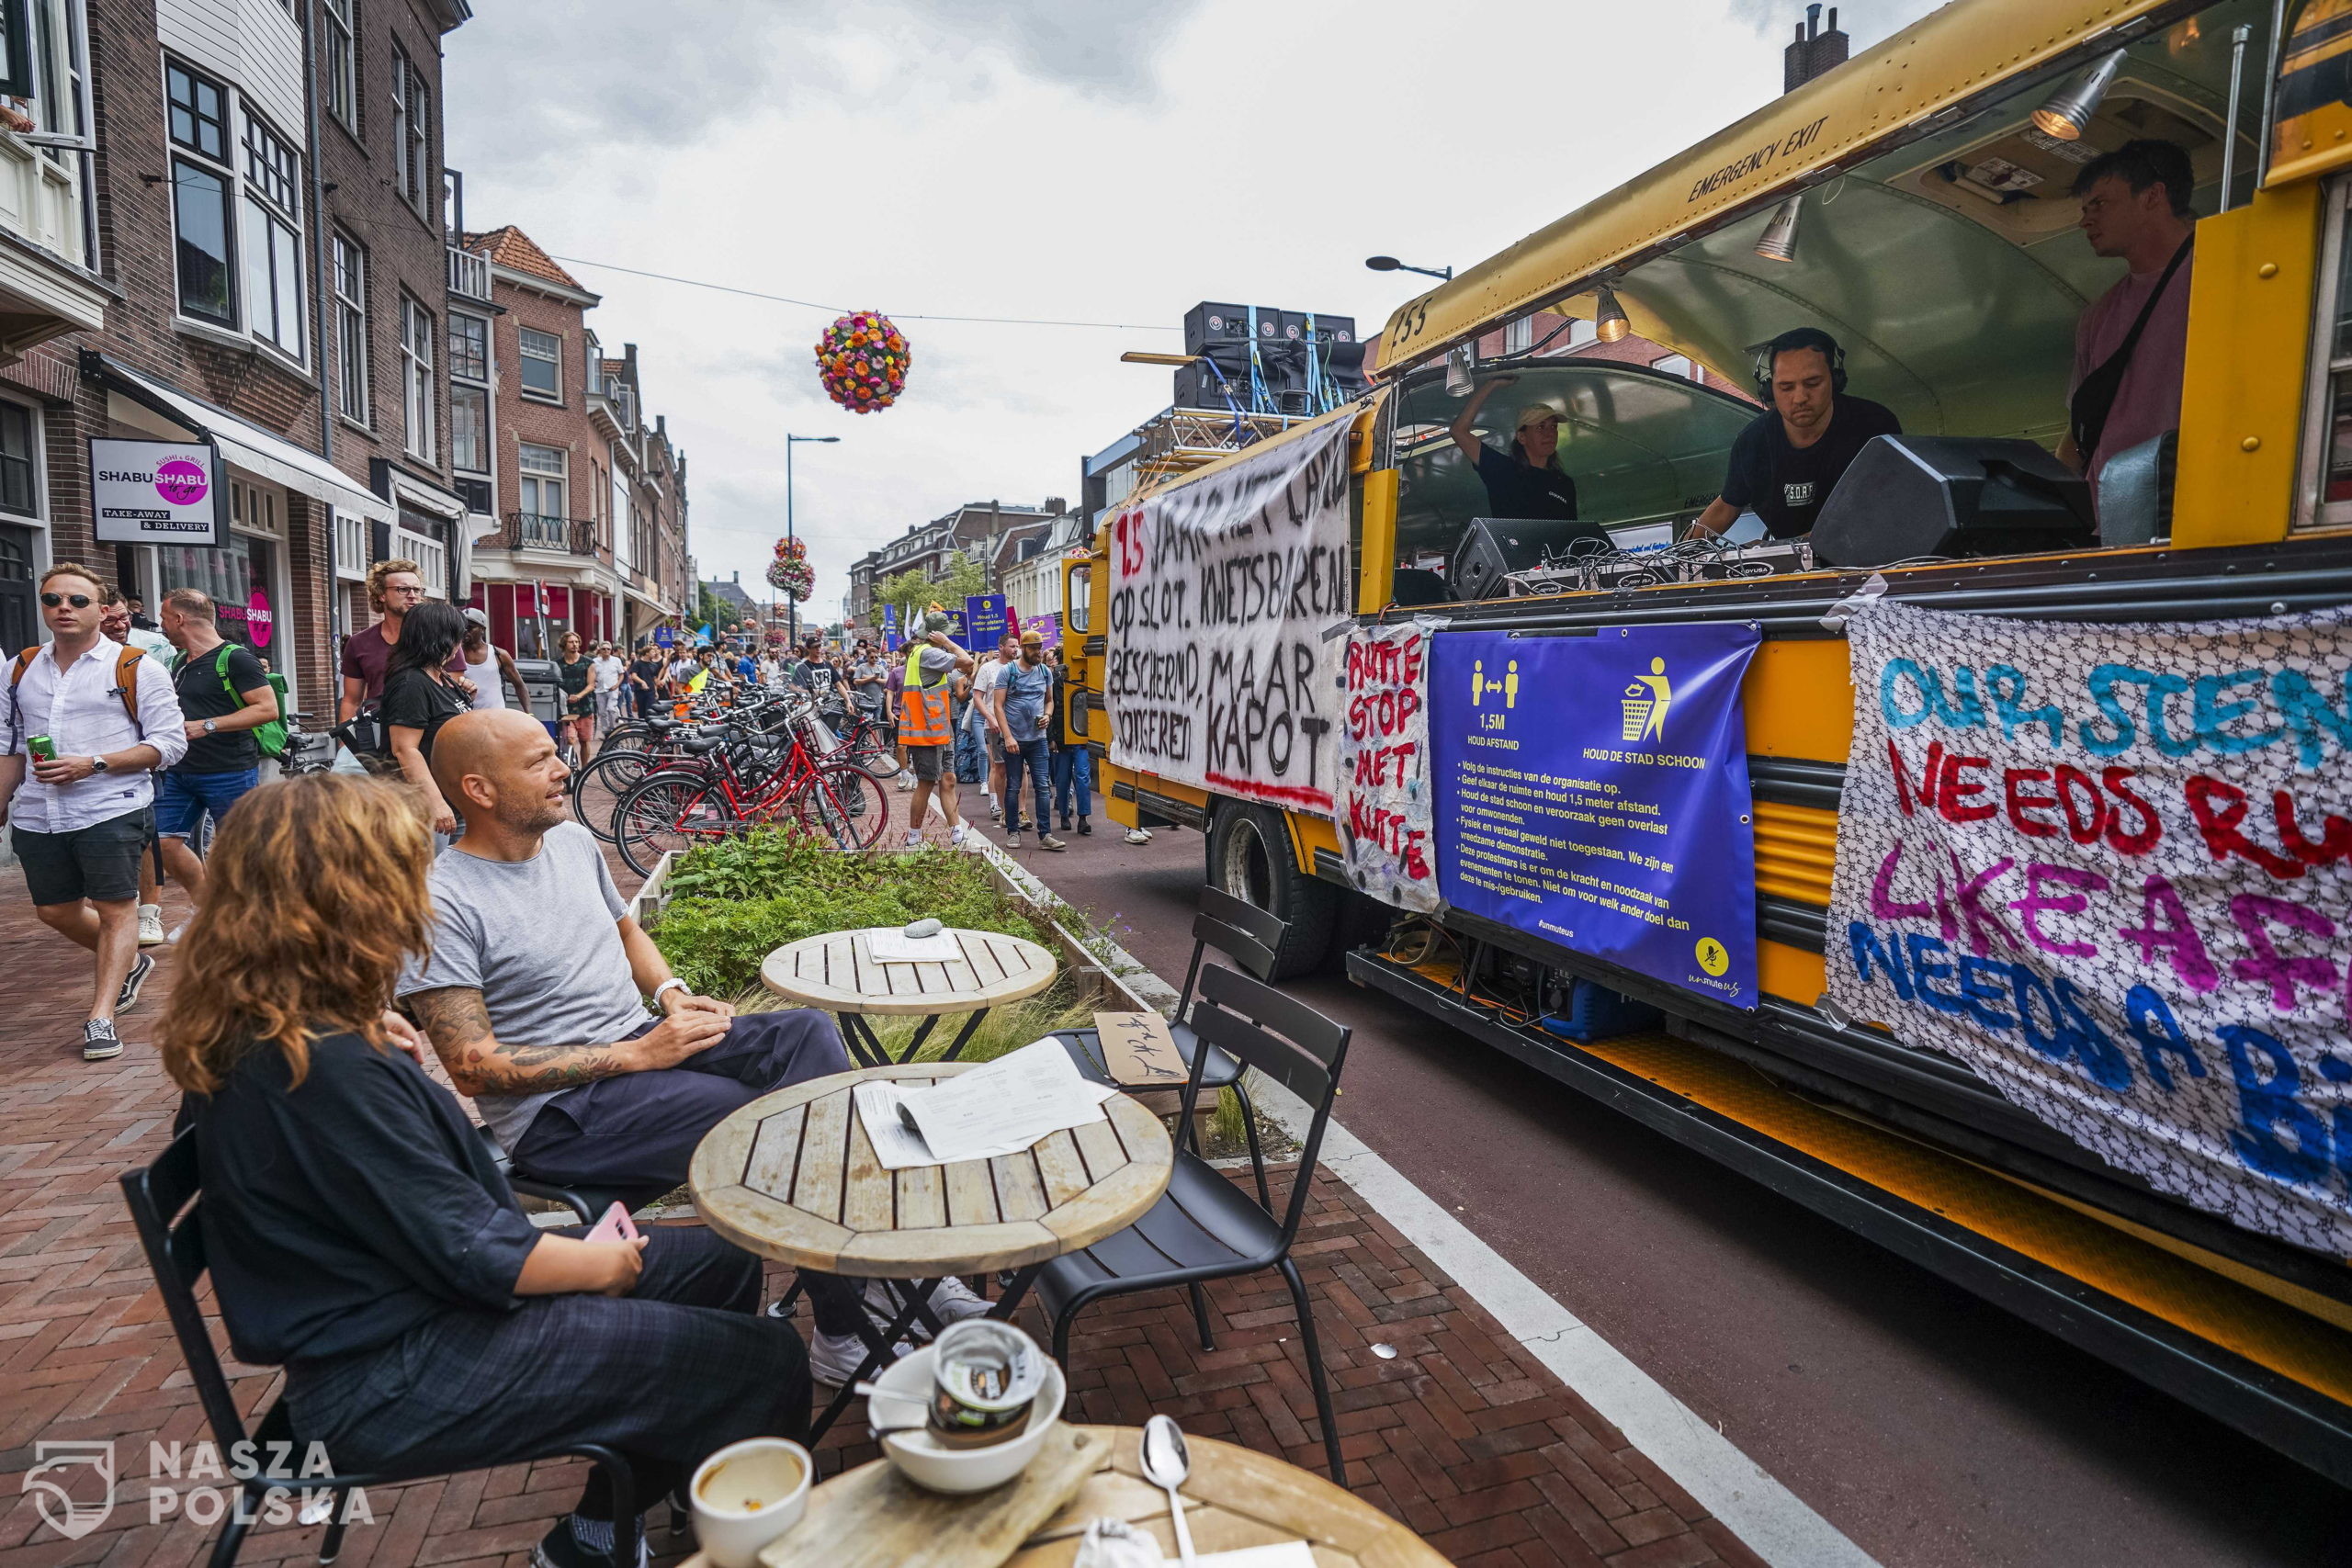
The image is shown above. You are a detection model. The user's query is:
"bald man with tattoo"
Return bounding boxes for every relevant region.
[398,709,989,1384]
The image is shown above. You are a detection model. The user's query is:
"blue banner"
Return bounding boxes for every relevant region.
[1430,626,1762,1010]
[965,593,1008,651]
[652,625,675,649]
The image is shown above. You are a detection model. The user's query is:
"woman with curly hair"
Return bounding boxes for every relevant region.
[159,775,808,1568]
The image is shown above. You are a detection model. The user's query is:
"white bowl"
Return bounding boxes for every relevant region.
[867,1344,1067,1495]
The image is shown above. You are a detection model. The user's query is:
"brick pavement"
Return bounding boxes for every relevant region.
[0,837,1768,1568]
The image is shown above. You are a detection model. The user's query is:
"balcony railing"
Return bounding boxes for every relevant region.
[493,513,598,556]
[447,245,492,303]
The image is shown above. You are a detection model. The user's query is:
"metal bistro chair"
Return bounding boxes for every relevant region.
[121,1131,643,1568]
[1035,964,1352,1484]
[473,1122,675,1226]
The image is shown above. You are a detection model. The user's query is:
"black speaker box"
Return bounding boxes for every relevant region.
[1451,517,1610,602]
[1174,363,1243,410]
[1811,435,2096,569]
[1182,302,1252,355]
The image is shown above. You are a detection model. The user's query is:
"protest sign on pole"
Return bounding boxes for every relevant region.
[966,593,1009,651]
[1104,414,1354,815]
[1826,601,2352,1254]
[1338,618,1445,911]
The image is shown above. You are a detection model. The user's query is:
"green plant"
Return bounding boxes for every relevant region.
[651,830,1049,998]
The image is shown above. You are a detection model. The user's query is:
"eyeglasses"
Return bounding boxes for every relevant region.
[40,592,92,609]
[383,585,425,597]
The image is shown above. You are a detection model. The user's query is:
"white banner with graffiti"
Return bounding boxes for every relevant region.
[1826,600,2352,1255]
[1103,416,1354,816]
[1338,617,1445,911]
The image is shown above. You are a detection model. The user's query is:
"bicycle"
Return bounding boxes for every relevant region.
[611,711,890,874]
[830,705,901,778]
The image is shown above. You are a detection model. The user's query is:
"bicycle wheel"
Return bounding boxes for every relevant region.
[615,773,741,877]
[800,763,890,851]
[570,749,662,841]
[848,728,902,777]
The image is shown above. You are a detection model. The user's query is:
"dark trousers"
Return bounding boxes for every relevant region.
[1050,747,1091,824]
[512,1010,867,1337]
[287,1224,804,1520]
[1001,738,1053,833]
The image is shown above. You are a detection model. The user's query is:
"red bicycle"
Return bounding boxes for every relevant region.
[612,715,889,874]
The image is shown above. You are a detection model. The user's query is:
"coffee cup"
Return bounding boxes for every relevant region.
[928,1319,1046,1449]
[688,1438,811,1568]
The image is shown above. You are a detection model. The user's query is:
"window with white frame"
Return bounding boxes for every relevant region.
[519,443,567,516]
[323,0,356,132]
[390,45,429,211]
[1649,353,1698,381]
[519,326,561,401]
[333,232,367,423]
[396,528,447,594]
[165,62,234,326]
[449,313,490,479]
[0,402,36,517]
[334,510,368,580]
[239,112,303,357]
[1566,318,1598,349]
[400,292,434,461]
[1504,316,1532,355]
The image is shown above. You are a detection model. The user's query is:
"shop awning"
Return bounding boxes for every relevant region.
[96,358,396,526]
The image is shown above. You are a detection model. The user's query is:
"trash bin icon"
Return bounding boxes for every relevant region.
[1620,683,1654,741]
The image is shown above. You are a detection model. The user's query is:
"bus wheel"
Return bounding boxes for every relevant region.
[1208,803,1337,979]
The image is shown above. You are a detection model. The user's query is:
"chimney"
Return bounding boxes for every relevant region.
[1784,5,1848,92]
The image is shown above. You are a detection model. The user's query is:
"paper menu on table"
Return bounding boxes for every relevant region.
[854,1040,1119,1171]
[865,927,963,963]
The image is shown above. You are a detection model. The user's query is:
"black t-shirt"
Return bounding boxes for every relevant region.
[379,665,469,760]
[170,643,271,773]
[189,1031,540,1364]
[1473,443,1581,523]
[557,657,594,716]
[1720,395,1902,538]
[629,657,663,691]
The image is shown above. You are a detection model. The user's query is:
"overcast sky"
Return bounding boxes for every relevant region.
[445,0,1943,625]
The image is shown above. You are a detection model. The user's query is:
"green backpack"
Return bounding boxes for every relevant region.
[177,644,288,759]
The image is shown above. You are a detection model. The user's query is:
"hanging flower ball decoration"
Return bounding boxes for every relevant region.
[814,310,910,414]
[766,535,814,601]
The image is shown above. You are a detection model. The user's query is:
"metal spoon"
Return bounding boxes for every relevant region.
[1139,1415,1198,1568]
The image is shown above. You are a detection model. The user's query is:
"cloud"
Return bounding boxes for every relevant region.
[444,0,1205,181]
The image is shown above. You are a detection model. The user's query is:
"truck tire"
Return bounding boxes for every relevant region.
[1207,802,1338,979]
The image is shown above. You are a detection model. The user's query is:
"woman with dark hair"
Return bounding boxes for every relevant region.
[382,600,472,836]
[159,776,808,1568]
[555,630,596,764]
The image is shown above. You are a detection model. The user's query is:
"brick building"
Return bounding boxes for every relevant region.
[844,498,1062,625]
[0,0,476,724]
[452,224,687,657]
[454,225,686,658]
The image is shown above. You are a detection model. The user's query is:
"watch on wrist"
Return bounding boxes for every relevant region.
[202,718,217,735]
[89,755,109,774]
[652,977,690,1010]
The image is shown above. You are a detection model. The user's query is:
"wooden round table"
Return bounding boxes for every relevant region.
[738,1424,1449,1568]
[689,1058,1171,1442]
[760,926,1058,1066]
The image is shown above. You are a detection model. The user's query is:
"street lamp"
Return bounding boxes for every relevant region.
[1365,255,1453,282]
[785,434,839,645]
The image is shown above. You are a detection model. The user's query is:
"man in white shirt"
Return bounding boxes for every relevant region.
[0,562,188,1062]
[590,642,625,733]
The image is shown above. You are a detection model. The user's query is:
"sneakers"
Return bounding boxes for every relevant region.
[1004,832,1022,850]
[949,825,969,848]
[531,1517,650,1568]
[809,1328,912,1388]
[1125,828,1153,845]
[118,953,154,1013]
[894,773,915,791]
[1038,833,1068,852]
[989,802,1003,822]
[926,1275,993,1327]
[1078,818,1092,836]
[137,905,165,947]
[859,1277,993,1342]
[81,1019,123,1062]
[903,829,925,851]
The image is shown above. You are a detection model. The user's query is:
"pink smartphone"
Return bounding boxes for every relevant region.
[584,1201,640,1244]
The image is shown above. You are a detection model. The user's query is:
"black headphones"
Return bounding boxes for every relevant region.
[1752,328,1848,397]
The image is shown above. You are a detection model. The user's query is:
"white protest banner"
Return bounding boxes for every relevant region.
[1338,617,1444,911]
[1826,600,2352,1254]
[1103,415,1354,816]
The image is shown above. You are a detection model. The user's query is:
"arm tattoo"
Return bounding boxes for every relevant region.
[408,987,635,1095]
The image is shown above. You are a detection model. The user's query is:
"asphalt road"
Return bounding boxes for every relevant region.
[999,814,2352,1568]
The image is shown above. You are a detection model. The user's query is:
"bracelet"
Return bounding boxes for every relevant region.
[651,977,690,1009]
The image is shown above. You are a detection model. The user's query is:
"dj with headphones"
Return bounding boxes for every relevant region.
[1689,327,1901,541]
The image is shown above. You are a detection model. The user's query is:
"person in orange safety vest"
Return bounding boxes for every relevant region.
[899,608,975,849]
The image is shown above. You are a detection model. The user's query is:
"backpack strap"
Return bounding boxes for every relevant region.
[112,646,144,739]
[6,648,31,748]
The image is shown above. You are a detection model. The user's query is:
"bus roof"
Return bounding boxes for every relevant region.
[1375,0,2180,373]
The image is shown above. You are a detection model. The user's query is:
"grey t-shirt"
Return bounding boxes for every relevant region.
[397,822,650,1145]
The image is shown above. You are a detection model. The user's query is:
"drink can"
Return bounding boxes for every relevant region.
[28,734,55,761]
[927,1319,1044,1449]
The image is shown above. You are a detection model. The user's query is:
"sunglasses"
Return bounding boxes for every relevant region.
[40,592,93,609]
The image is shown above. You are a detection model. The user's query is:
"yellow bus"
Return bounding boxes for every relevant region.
[1069,0,2352,1482]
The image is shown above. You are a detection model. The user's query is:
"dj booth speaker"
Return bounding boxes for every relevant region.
[1450,517,1609,602]
[1811,435,2096,569]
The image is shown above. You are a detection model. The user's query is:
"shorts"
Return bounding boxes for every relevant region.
[908,743,950,783]
[14,805,154,907]
[155,766,260,840]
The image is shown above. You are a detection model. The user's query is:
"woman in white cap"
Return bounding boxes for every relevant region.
[1449,375,1597,530]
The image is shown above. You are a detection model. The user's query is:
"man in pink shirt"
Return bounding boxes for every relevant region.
[2063,139,2197,521]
